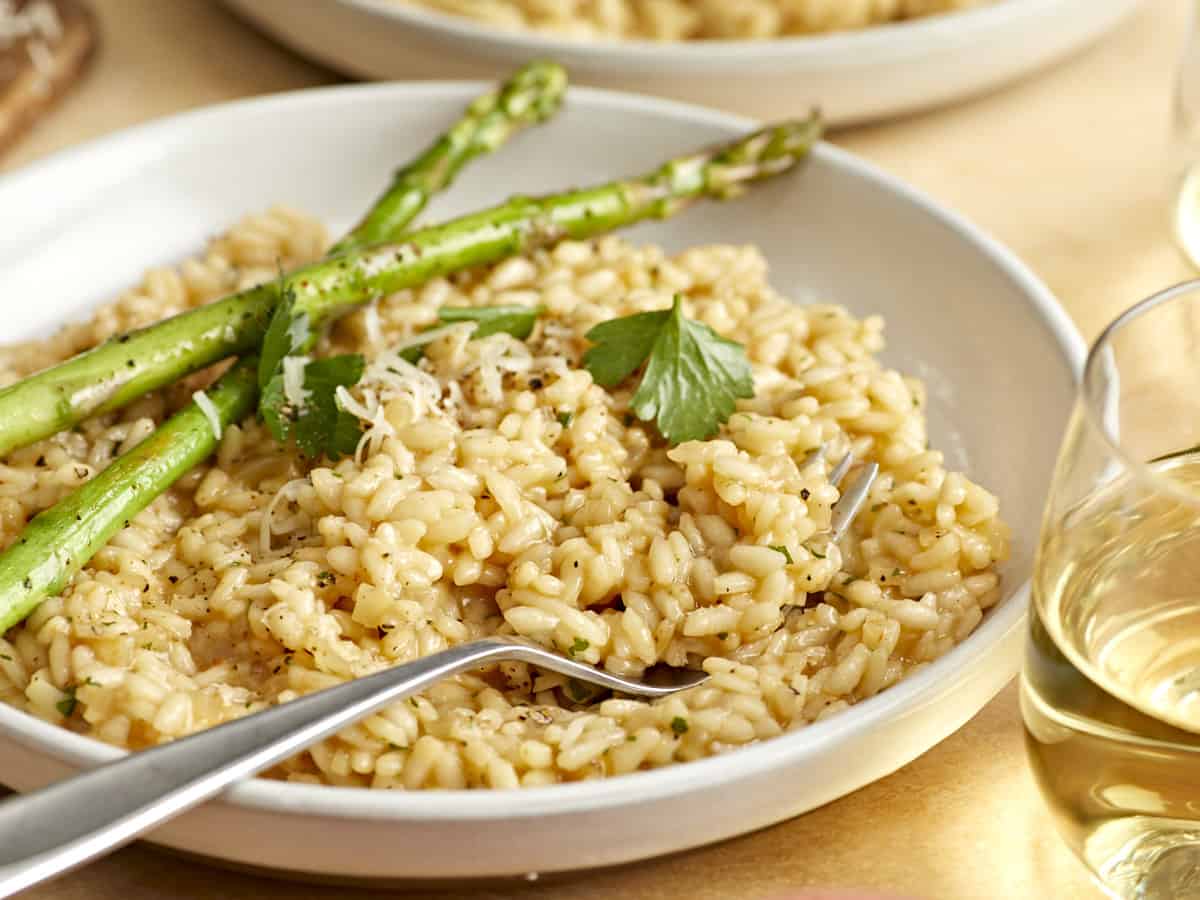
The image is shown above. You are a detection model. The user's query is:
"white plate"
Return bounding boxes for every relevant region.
[0,83,1082,883]
[223,0,1139,125]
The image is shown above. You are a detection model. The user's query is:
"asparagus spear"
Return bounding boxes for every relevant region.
[0,115,822,632]
[0,60,569,459]
[0,65,571,633]
[0,361,259,632]
[329,60,567,256]
[0,115,821,459]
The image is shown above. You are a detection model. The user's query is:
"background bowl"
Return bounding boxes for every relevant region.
[0,82,1082,882]
[223,0,1140,125]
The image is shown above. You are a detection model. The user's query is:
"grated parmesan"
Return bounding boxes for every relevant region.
[391,321,474,353]
[281,355,310,412]
[192,390,222,442]
[362,301,383,347]
[260,478,309,556]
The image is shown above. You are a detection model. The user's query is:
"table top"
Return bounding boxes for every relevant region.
[3,1,1192,897]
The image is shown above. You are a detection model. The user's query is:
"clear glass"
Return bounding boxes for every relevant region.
[1021,281,1200,899]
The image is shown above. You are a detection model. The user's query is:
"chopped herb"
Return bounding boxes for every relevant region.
[437,303,544,340]
[810,548,826,559]
[870,502,885,512]
[670,716,689,736]
[565,679,590,703]
[316,571,336,588]
[256,286,365,459]
[0,653,9,661]
[893,568,903,577]
[262,353,365,461]
[56,685,78,718]
[716,631,729,640]
[566,637,590,658]
[582,295,754,445]
[398,344,424,365]
[556,410,573,428]
[626,734,637,742]
[770,545,794,564]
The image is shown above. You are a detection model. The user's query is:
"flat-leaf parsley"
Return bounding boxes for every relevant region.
[583,295,754,444]
[258,290,365,460]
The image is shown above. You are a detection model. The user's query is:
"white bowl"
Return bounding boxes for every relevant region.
[223,0,1140,125]
[0,82,1083,883]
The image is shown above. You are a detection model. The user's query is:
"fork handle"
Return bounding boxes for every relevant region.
[0,637,520,898]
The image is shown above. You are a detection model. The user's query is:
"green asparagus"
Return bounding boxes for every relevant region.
[0,65,572,632]
[329,60,567,256]
[0,114,823,632]
[0,360,259,632]
[0,114,821,461]
[0,60,569,459]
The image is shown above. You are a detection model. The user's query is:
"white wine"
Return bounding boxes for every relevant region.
[1023,458,1200,899]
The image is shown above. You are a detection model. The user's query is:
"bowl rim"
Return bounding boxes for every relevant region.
[0,79,1085,822]
[334,0,1091,70]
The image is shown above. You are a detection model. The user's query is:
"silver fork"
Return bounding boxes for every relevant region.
[0,447,878,897]
[804,443,880,542]
[0,637,704,897]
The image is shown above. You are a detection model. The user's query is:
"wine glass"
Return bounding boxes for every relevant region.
[1021,280,1200,899]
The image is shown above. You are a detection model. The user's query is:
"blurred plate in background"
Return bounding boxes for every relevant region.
[223,0,1139,125]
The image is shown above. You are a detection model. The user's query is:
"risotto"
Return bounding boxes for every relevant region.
[388,0,995,41]
[0,207,1008,789]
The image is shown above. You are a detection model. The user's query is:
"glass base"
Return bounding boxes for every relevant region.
[1085,818,1200,899]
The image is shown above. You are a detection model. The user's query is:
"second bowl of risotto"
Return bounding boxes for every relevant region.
[224,0,1140,123]
[0,82,1081,881]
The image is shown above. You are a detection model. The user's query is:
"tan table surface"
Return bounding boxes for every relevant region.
[3,1,1194,898]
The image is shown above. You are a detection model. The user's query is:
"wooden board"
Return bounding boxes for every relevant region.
[0,0,96,156]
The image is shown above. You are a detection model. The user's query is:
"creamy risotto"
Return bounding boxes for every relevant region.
[0,207,1008,789]
[389,0,994,41]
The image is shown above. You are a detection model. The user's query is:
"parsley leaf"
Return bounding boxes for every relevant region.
[257,287,309,393]
[582,295,754,444]
[437,304,544,340]
[582,308,668,388]
[262,353,365,460]
[56,684,78,718]
[670,716,689,736]
[292,355,365,459]
[771,545,794,564]
[566,637,589,658]
[257,287,365,460]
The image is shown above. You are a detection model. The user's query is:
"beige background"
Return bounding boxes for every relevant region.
[3,1,1193,897]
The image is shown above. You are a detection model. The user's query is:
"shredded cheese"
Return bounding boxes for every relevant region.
[260,478,309,556]
[191,390,222,442]
[281,355,311,412]
[363,301,383,347]
[391,321,474,353]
